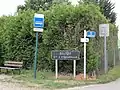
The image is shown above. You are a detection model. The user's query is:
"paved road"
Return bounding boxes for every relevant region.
[60,79,120,90]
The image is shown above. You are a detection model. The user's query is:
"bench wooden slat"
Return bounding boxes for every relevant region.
[5,61,23,65]
[0,61,23,74]
[4,64,22,68]
[0,67,20,70]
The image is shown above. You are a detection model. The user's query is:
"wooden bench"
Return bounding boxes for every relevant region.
[0,61,23,74]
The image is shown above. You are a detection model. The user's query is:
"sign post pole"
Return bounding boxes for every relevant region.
[55,59,58,79]
[99,24,109,74]
[73,60,76,78]
[113,49,116,67]
[34,32,38,79]
[33,13,44,79]
[104,29,107,73]
[84,30,87,79]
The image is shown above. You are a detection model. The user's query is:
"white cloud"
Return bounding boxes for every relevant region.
[111,0,120,39]
[69,0,79,4]
[0,0,25,16]
[111,0,120,26]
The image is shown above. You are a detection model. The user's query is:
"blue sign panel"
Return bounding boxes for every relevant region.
[87,31,96,38]
[34,17,44,28]
[34,14,44,28]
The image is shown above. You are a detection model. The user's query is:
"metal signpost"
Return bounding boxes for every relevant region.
[84,30,87,80]
[74,60,76,78]
[51,50,80,79]
[33,13,44,79]
[99,24,109,73]
[81,30,96,79]
[55,59,58,79]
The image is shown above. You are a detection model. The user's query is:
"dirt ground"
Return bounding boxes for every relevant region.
[0,74,96,90]
[0,74,47,90]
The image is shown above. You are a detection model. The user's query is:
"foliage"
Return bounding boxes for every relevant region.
[99,0,116,23]
[98,65,120,83]
[38,4,117,73]
[0,4,118,74]
[17,0,70,12]
[87,41,100,73]
[0,10,35,68]
[80,0,117,23]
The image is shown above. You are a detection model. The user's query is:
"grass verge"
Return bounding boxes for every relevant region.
[97,66,120,83]
[13,70,97,89]
[12,65,120,89]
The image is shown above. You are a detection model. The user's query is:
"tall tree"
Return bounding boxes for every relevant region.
[99,0,116,23]
[79,0,116,23]
[17,0,53,12]
[17,0,70,12]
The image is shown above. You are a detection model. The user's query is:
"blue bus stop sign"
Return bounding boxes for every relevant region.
[33,13,44,79]
[34,13,44,28]
[87,31,96,38]
[87,31,96,37]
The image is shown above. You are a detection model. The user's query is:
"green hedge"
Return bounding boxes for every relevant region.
[0,4,118,73]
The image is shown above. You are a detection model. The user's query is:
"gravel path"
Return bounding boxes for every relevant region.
[1,74,120,90]
[0,74,47,90]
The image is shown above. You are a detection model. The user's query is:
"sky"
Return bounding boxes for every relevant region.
[0,0,119,38]
[0,0,25,16]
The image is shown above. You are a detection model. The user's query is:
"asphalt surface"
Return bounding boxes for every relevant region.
[60,79,120,90]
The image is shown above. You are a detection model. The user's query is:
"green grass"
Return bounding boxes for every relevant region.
[12,65,120,89]
[13,70,97,89]
[97,66,120,83]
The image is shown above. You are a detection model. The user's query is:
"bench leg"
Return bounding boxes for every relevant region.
[0,69,1,73]
[12,69,14,74]
[19,69,21,75]
[6,69,8,74]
